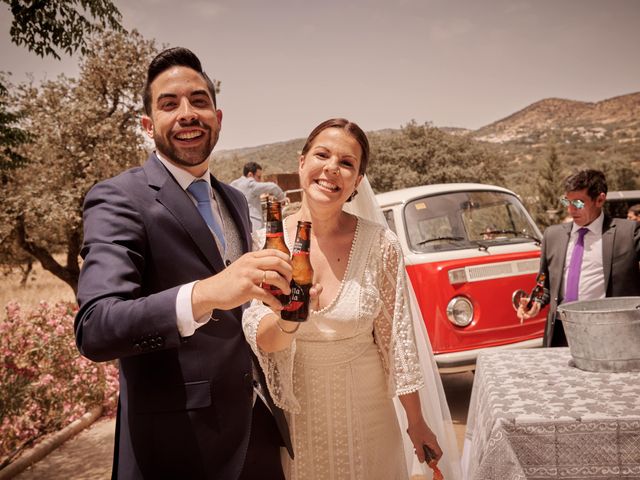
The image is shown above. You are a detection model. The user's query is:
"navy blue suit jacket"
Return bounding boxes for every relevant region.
[75,154,291,479]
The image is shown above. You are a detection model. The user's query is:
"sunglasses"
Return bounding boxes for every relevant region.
[560,198,585,209]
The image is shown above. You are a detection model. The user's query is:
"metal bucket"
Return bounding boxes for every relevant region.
[558,297,640,373]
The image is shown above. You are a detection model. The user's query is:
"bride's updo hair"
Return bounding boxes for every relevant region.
[300,118,370,176]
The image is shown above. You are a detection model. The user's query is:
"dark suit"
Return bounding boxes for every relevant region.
[539,216,640,347]
[75,154,292,479]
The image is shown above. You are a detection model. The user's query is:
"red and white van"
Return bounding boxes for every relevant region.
[376,183,548,372]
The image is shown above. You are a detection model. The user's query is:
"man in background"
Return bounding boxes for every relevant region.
[628,204,640,222]
[518,169,640,347]
[231,162,285,230]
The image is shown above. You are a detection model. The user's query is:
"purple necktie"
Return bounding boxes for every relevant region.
[564,227,588,302]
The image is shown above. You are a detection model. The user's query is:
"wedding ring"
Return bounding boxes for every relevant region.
[259,270,267,288]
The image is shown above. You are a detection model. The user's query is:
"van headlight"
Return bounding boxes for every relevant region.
[446,296,474,326]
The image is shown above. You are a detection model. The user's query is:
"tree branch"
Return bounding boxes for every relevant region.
[14,213,78,294]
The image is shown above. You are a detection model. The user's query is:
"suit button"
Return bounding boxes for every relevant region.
[225,259,231,267]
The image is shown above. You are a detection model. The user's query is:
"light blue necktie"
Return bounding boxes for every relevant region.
[187,180,226,251]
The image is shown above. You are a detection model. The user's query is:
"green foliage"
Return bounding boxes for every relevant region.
[492,123,639,195]
[1,0,124,175]
[0,29,158,292]
[3,0,123,59]
[367,121,507,193]
[531,145,567,228]
[0,75,30,173]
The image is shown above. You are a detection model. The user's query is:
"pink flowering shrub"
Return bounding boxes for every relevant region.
[0,301,118,466]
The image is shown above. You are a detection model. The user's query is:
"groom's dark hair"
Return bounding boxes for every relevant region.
[143,47,218,115]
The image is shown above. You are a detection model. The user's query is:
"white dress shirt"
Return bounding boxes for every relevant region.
[562,212,606,302]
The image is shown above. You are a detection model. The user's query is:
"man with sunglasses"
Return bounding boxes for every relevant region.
[518,169,640,347]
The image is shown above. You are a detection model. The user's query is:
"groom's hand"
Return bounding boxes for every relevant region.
[191,249,292,317]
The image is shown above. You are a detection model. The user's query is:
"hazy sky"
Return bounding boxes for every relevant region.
[2,0,639,151]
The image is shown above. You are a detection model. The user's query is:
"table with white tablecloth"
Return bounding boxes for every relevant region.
[462,348,640,480]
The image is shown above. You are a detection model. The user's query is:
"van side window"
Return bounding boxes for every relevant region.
[383,209,396,234]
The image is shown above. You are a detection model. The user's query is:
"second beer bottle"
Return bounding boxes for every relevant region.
[263,199,290,306]
[281,221,313,322]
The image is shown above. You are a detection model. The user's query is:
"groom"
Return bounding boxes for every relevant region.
[75,47,293,479]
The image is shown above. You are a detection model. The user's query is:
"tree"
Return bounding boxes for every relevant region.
[532,144,566,228]
[0,75,30,174]
[0,0,122,174]
[3,0,123,59]
[1,0,124,173]
[367,121,507,193]
[0,29,158,293]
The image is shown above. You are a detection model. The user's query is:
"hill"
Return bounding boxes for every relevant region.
[211,92,640,193]
[473,92,640,144]
[468,92,640,193]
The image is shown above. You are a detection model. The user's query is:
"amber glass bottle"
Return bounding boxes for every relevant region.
[263,200,290,305]
[281,221,313,322]
[526,273,546,310]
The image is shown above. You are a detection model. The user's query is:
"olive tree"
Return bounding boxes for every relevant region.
[1,0,124,174]
[1,29,157,293]
[368,121,507,193]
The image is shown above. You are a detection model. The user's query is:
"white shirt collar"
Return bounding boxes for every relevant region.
[571,211,604,236]
[155,151,210,192]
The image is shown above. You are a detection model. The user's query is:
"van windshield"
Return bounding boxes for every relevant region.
[403,190,540,252]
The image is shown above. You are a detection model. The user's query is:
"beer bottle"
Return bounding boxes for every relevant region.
[526,273,546,310]
[281,221,313,322]
[263,200,290,306]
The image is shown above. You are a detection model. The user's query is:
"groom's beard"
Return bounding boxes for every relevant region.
[154,120,219,169]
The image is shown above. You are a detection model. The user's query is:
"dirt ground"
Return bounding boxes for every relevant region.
[14,418,115,480]
[12,372,474,479]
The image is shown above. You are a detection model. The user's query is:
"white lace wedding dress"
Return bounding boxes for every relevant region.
[243,216,426,480]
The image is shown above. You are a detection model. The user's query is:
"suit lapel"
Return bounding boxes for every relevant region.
[144,154,225,272]
[601,216,616,294]
[554,223,572,303]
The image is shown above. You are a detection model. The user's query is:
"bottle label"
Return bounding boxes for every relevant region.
[293,238,310,253]
[281,283,309,312]
[266,220,284,237]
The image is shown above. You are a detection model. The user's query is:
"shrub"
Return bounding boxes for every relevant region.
[0,301,118,466]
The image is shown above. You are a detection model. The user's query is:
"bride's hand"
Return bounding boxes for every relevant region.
[407,420,442,463]
[309,283,323,310]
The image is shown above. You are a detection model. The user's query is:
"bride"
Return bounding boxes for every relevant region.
[242,118,461,479]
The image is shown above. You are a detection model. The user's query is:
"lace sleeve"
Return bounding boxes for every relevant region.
[242,301,301,413]
[372,228,425,397]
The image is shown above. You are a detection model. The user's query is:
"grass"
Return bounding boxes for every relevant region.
[1,260,75,310]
